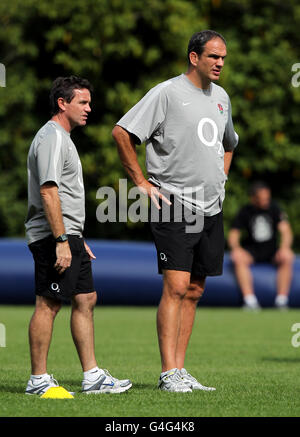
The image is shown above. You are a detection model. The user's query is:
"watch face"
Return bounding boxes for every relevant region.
[56,234,68,242]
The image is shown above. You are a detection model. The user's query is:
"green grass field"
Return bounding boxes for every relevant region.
[0,305,300,417]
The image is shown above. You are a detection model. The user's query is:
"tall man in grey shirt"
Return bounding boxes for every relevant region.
[113,30,238,392]
[25,76,131,395]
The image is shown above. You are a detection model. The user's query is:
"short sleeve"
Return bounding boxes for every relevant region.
[116,81,169,144]
[223,97,239,151]
[231,207,247,230]
[272,202,288,224]
[35,128,66,187]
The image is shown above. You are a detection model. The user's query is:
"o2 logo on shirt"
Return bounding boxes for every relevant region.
[197,117,223,155]
[251,215,273,242]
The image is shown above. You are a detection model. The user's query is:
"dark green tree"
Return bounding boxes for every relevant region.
[0,0,299,248]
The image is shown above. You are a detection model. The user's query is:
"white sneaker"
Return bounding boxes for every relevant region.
[158,368,192,393]
[82,368,132,394]
[25,374,59,395]
[180,368,216,391]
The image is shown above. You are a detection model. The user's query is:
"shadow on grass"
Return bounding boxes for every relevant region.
[61,379,154,390]
[0,384,26,394]
[261,357,300,363]
[0,379,80,395]
[0,382,155,395]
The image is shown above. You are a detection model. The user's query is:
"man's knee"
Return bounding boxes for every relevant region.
[163,281,189,300]
[231,248,253,266]
[278,252,295,266]
[232,257,252,268]
[72,291,97,311]
[186,279,205,302]
[35,296,62,317]
[162,271,191,300]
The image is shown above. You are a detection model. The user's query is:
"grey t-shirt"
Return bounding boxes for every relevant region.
[25,121,85,244]
[117,73,238,216]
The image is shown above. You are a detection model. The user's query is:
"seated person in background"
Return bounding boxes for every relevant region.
[228,181,294,310]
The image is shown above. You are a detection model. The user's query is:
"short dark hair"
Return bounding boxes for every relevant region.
[249,181,271,196]
[49,75,93,116]
[187,30,226,63]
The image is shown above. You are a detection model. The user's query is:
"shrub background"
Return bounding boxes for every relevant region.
[0,0,299,248]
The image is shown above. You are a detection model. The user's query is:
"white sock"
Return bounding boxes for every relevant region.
[161,368,177,378]
[275,295,288,306]
[244,294,258,305]
[30,373,48,380]
[83,366,103,380]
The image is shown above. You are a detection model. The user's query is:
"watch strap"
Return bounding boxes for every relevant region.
[55,234,68,243]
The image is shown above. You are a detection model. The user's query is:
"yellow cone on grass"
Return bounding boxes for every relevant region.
[40,386,74,399]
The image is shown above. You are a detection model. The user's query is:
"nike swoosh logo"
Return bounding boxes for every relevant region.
[26,383,50,394]
[182,102,191,106]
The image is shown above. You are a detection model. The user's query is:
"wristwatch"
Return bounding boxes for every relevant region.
[55,234,68,243]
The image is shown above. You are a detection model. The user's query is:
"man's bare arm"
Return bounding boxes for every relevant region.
[112,126,146,186]
[227,228,241,250]
[112,125,170,209]
[224,150,234,176]
[278,220,293,249]
[228,227,254,264]
[40,182,72,273]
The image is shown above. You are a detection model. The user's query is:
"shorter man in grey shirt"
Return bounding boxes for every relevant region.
[113,30,238,392]
[25,76,131,396]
